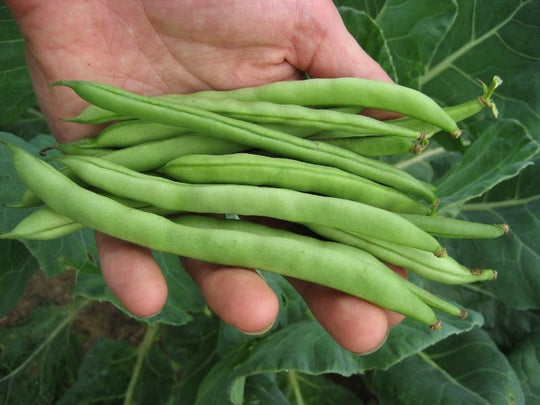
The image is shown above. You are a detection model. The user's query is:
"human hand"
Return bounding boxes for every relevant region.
[7,0,403,353]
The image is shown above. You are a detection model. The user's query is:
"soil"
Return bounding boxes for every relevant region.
[1,269,145,350]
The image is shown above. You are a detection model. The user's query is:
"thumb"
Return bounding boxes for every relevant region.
[293,2,392,82]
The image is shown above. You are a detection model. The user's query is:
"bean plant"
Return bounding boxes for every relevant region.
[0,1,539,404]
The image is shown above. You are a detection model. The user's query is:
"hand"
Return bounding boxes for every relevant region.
[8,0,403,353]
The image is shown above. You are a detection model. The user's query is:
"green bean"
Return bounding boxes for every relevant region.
[172,214,446,327]
[66,78,460,136]
[73,121,192,149]
[56,80,438,202]
[305,224,497,284]
[78,98,423,139]
[13,133,249,208]
[398,213,509,239]
[386,76,502,138]
[181,98,423,139]
[183,215,463,320]
[0,207,85,240]
[0,197,178,240]
[162,153,430,215]
[314,136,420,157]
[2,142,439,327]
[40,141,111,157]
[56,154,444,254]
[401,280,467,319]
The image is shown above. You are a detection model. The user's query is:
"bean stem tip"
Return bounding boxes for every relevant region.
[498,223,510,235]
[430,320,442,331]
[435,247,447,258]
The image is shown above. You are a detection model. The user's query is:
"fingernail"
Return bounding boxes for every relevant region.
[239,321,276,336]
[353,329,390,356]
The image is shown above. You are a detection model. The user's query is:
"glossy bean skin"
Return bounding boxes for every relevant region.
[306,224,497,284]
[399,213,509,239]
[2,142,439,327]
[163,153,430,214]
[57,80,438,202]
[57,154,444,254]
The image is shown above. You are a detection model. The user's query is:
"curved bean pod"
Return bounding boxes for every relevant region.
[74,121,192,149]
[73,98,423,139]
[0,198,178,240]
[2,142,439,327]
[163,153,430,214]
[172,214,446,327]
[161,78,460,136]
[14,134,249,208]
[56,80,438,202]
[399,213,509,239]
[306,224,497,284]
[66,78,460,136]
[57,154,444,254]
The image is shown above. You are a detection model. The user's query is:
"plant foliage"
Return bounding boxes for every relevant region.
[1,0,539,403]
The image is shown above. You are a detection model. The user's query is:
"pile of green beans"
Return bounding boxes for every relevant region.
[2,76,506,331]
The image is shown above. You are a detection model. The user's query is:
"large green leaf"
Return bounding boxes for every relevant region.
[365,328,525,404]
[195,312,483,405]
[418,0,540,136]
[506,327,540,403]
[436,119,539,213]
[0,303,84,404]
[57,337,136,405]
[0,239,37,316]
[373,0,458,86]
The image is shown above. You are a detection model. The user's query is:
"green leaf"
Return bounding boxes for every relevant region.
[436,119,540,213]
[506,327,540,403]
[57,337,136,404]
[434,156,540,311]
[374,0,458,86]
[418,0,540,136]
[365,328,525,404]
[0,239,38,316]
[0,3,37,127]
[195,312,483,405]
[276,372,361,405]
[0,302,84,404]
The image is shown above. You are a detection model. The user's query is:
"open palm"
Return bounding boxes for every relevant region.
[8,0,400,353]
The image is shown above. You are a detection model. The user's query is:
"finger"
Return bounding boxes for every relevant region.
[181,258,279,334]
[95,232,168,317]
[290,278,389,354]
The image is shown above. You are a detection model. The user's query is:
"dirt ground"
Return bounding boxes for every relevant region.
[1,269,145,349]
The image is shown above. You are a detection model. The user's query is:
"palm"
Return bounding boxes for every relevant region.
[8,0,398,354]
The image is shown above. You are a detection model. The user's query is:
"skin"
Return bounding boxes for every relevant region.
[7,0,404,353]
